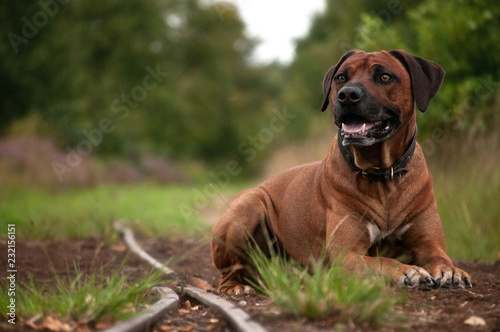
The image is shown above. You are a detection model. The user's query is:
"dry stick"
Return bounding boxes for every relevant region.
[103,287,179,332]
[185,287,268,332]
[114,221,268,332]
[114,221,175,276]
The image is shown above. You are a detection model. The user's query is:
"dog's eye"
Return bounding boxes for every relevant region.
[380,74,392,82]
[336,74,346,83]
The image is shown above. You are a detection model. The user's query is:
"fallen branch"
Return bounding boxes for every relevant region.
[114,221,268,332]
[103,287,179,332]
[114,221,175,276]
[185,286,267,332]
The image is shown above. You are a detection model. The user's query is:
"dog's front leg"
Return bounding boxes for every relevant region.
[341,251,436,287]
[211,188,271,294]
[400,214,473,288]
[326,215,436,288]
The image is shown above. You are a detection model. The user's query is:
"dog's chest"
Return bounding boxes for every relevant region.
[366,221,411,247]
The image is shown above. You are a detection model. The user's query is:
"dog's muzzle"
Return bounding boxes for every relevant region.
[334,85,399,147]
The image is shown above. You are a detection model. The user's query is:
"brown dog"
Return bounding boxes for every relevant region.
[211,50,472,294]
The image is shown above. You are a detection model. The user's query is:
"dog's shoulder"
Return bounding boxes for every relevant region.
[257,160,324,196]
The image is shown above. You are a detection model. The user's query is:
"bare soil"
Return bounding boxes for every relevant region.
[1,237,499,331]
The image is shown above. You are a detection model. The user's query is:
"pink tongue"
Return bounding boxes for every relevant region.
[343,118,374,134]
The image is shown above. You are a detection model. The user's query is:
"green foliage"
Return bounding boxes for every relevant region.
[148,2,281,162]
[355,14,406,52]
[1,261,166,325]
[248,246,402,326]
[0,2,45,130]
[3,0,166,146]
[1,1,284,163]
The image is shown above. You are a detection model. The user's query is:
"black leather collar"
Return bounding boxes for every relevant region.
[338,126,417,182]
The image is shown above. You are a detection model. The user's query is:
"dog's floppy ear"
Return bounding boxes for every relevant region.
[389,49,445,112]
[321,50,357,112]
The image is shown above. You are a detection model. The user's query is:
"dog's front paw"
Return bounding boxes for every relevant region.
[394,265,436,288]
[219,284,255,295]
[427,264,472,289]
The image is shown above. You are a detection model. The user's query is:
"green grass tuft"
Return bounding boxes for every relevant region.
[1,261,167,326]
[247,247,403,326]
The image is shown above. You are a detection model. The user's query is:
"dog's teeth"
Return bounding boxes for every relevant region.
[342,123,345,131]
[361,123,366,134]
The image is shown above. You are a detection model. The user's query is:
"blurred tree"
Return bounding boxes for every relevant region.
[1,0,284,164]
[147,2,281,162]
[1,0,173,153]
[1,2,46,132]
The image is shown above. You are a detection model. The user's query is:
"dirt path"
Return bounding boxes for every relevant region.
[1,238,499,331]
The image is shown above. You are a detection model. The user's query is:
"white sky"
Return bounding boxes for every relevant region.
[228,0,327,64]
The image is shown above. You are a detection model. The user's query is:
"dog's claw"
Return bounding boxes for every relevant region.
[442,279,453,288]
[233,285,255,295]
[404,277,410,286]
[435,276,471,289]
[219,284,255,295]
[418,277,434,289]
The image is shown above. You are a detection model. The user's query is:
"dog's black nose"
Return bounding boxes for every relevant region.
[337,86,363,105]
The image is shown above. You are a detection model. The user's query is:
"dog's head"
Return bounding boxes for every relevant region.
[321,50,445,147]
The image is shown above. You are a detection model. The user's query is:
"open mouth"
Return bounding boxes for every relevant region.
[340,114,397,146]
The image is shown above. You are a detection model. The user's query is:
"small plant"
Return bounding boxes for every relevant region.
[247,245,403,326]
[1,261,167,329]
